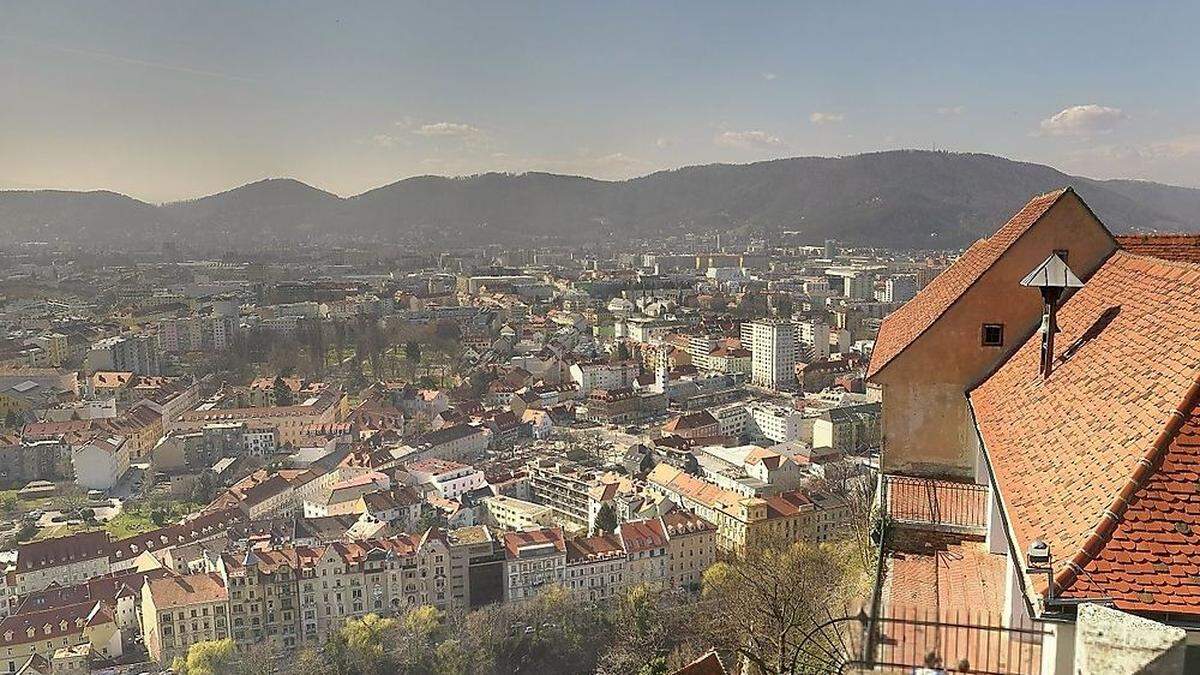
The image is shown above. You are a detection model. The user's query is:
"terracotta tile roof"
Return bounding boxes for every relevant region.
[565,533,624,563]
[145,573,228,608]
[1116,234,1200,263]
[618,518,669,553]
[1065,406,1200,613]
[15,531,109,573]
[970,251,1200,604]
[868,188,1070,378]
[0,601,112,647]
[673,651,728,675]
[663,411,718,432]
[661,510,716,537]
[501,527,565,558]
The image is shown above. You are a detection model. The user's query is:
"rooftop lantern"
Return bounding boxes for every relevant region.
[1020,252,1083,379]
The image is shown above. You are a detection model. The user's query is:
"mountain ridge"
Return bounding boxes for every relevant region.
[3,150,1198,249]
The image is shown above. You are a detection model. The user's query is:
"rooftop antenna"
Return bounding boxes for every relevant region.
[1020,253,1083,379]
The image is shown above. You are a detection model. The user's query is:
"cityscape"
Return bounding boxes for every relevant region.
[3,3,1200,675]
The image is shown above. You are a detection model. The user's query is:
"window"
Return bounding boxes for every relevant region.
[981,324,1004,347]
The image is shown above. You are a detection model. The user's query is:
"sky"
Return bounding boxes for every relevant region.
[2,1,1199,203]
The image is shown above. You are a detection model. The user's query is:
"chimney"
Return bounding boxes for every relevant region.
[1020,253,1084,378]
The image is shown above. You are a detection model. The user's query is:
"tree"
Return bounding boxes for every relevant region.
[327,612,399,675]
[3,410,22,430]
[405,340,423,375]
[273,375,294,407]
[594,503,619,534]
[173,639,237,675]
[699,539,860,674]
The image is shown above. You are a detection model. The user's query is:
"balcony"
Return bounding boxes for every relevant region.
[883,474,989,534]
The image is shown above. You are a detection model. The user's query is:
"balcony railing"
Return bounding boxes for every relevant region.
[883,475,989,532]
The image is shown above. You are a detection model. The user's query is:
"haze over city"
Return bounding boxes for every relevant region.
[3,4,1200,675]
[4,1,1200,202]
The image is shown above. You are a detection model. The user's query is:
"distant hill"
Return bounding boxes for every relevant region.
[2,150,1198,249]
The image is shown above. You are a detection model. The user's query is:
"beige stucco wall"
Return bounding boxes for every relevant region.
[875,193,1116,479]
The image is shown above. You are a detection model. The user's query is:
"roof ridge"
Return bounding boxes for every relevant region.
[1114,248,1200,272]
[1054,366,1200,595]
[868,187,1079,379]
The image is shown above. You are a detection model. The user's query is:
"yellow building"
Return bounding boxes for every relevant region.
[140,573,230,665]
[867,188,1115,479]
[0,601,121,674]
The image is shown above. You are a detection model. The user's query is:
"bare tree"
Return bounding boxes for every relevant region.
[698,538,860,674]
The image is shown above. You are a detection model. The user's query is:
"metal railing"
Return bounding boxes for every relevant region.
[884,475,989,531]
[869,606,1047,674]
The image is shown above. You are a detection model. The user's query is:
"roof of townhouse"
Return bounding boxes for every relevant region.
[868,188,1072,379]
[0,601,111,648]
[744,447,786,470]
[672,651,729,675]
[661,510,716,537]
[16,568,173,614]
[1114,233,1200,263]
[145,573,228,608]
[15,531,109,573]
[109,507,246,563]
[663,411,718,433]
[21,420,94,440]
[501,528,565,558]
[647,464,741,511]
[566,533,625,563]
[419,423,484,446]
[618,518,669,553]
[761,490,814,518]
[969,248,1200,613]
[90,371,134,389]
[407,458,471,475]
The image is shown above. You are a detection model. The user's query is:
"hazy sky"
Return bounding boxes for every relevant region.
[3,1,1199,202]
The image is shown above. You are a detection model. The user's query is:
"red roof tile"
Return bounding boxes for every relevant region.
[1116,234,1200,263]
[970,251,1200,608]
[868,188,1069,378]
[1066,405,1200,613]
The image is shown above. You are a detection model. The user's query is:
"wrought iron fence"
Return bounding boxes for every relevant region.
[884,475,990,531]
[869,606,1048,674]
[793,605,1048,674]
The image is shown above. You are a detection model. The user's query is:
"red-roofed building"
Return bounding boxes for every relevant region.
[868,187,1200,672]
[618,518,670,588]
[501,528,566,602]
[868,187,1117,479]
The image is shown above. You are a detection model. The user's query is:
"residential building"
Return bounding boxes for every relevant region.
[744,320,796,390]
[501,529,566,602]
[662,510,717,591]
[70,434,129,491]
[140,573,231,665]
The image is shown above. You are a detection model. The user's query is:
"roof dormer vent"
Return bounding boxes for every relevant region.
[1020,253,1083,379]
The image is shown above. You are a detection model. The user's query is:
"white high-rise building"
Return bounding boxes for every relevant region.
[745,319,797,390]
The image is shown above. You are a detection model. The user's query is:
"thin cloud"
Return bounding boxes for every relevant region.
[762,72,778,81]
[655,137,673,149]
[0,34,256,84]
[371,134,404,149]
[937,105,967,116]
[413,122,484,139]
[809,112,845,125]
[1039,104,1126,137]
[715,130,784,150]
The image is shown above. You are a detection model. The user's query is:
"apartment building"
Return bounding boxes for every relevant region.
[0,601,121,674]
[743,320,796,390]
[662,510,717,591]
[617,519,669,590]
[141,573,231,665]
[564,534,626,602]
[5,533,111,616]
[502,528,566,602]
